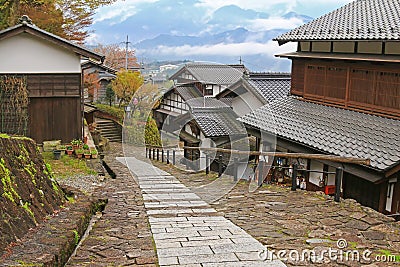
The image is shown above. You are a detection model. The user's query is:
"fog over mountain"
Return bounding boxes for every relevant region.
[89,0,313,71]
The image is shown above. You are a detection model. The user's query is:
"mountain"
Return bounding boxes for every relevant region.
[89,1,313,71]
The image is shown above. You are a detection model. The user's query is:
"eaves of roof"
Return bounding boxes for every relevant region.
[239,97,400,172]
[0,22,104,62]
[274,0,400,45]
[276,52,400,63]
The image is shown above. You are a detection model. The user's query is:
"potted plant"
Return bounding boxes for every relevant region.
[66,145,74,155]
[90,149,98,159]
[71,139,83,150]
[83,144,89,150]
[83,150,91,159]
[57,145,66,156]
[75,148,84,159]
[53,149,62,160]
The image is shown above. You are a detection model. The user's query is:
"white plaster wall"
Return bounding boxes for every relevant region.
[312,42,331,52]
[333,42,355,53]
[199,138,213,170]
[231,91,263,117]
[0,33,81,73]
[309,160,324,186]
[327,166,336,186]
[358,41,382,54]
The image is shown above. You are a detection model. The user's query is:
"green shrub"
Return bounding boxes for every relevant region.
[124,117,161,147]
[94,104,125,123]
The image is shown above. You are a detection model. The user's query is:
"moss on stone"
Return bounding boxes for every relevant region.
[0,158,20,203]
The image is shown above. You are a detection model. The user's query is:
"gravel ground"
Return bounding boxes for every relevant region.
[56,174,108,195]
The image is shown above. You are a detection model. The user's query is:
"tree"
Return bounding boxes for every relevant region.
[83,72,100,102]
[105,84,115,106]
[111,70,144,107]
[133,83,161,114]
[0,0,117,43]
[93,43,139,70]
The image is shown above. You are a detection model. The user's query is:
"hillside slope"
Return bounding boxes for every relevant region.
[0,134,64,252]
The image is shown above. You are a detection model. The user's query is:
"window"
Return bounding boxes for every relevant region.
[325,67,347,100]
[386,182,395,212]
[305,65,325,96]
[375,71,400,109]
[349,69,375,104]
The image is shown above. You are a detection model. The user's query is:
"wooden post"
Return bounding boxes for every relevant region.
[145,147,148,158]
[258,161,264,186]
[291,164,298,191]
[148,147,151,159]
[234,157,238,182]
[152,148,155,160]
[161,150,164,162]
[157,149,159,161]
[218,154,223,177]
[172,150,176,165]
[334,167,343,202]
[205,154,209,175]
[167,150,170,164]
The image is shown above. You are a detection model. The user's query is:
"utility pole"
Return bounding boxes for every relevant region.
[124,35,131,70]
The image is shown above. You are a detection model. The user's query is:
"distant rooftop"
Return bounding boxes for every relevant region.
[275,0,400,44]
[171,62,247,85]
[219,72,291,104]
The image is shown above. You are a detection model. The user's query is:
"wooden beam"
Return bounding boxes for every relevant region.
[182,146,370,165]
[385,163,400,178]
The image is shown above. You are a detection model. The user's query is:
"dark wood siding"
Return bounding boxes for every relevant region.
[343,172,380,211]
[29,97,81,143]
[291,59,305,95]
[296,59,400,118]
[27,74,81,97]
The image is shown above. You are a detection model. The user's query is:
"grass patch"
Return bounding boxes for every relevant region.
[378,249,400,262]
[94,104,125,123]
[72,229,80,245]
[42,152,97,178]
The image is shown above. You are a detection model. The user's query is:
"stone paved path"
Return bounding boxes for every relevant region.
[66,153,157,266]
[118,157,286,267]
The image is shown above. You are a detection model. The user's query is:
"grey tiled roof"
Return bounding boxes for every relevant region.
[186,97,229,108]
[275,0,400,44]
[0,17,103,61]
[246,73,291,103]
[239,97,400,171]
[191,107,247,137]
[175,85,203,101]
[174,63,246,85]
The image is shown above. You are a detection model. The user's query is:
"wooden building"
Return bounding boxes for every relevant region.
[0,16,103,143]
[81,60,116,104]
[240,0,400,215]
[170,62,247,96]
[217,72,291,117]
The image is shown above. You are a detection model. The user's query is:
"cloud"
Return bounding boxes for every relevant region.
[137,41,297,58]
[247,17,305,31]
[196,0,354,17]
[93,0,158,23]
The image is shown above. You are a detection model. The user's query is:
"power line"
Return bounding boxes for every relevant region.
[123,35,131,70]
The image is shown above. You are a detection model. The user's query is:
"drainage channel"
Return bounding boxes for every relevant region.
[65,199,108,266]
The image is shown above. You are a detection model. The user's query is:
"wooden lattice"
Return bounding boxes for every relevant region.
[0,75,29,135]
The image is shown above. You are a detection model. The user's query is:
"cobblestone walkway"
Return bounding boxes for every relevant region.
[66,153,157,266]
[118,157,286,267]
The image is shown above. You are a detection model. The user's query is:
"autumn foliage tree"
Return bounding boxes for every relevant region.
[111,70,144,107]
[93,44,140,70]
[84,72,101,101]
[0,0,117,43]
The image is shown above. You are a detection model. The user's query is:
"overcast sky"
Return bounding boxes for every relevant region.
[91,0,355,70]
[94,0,354,24]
